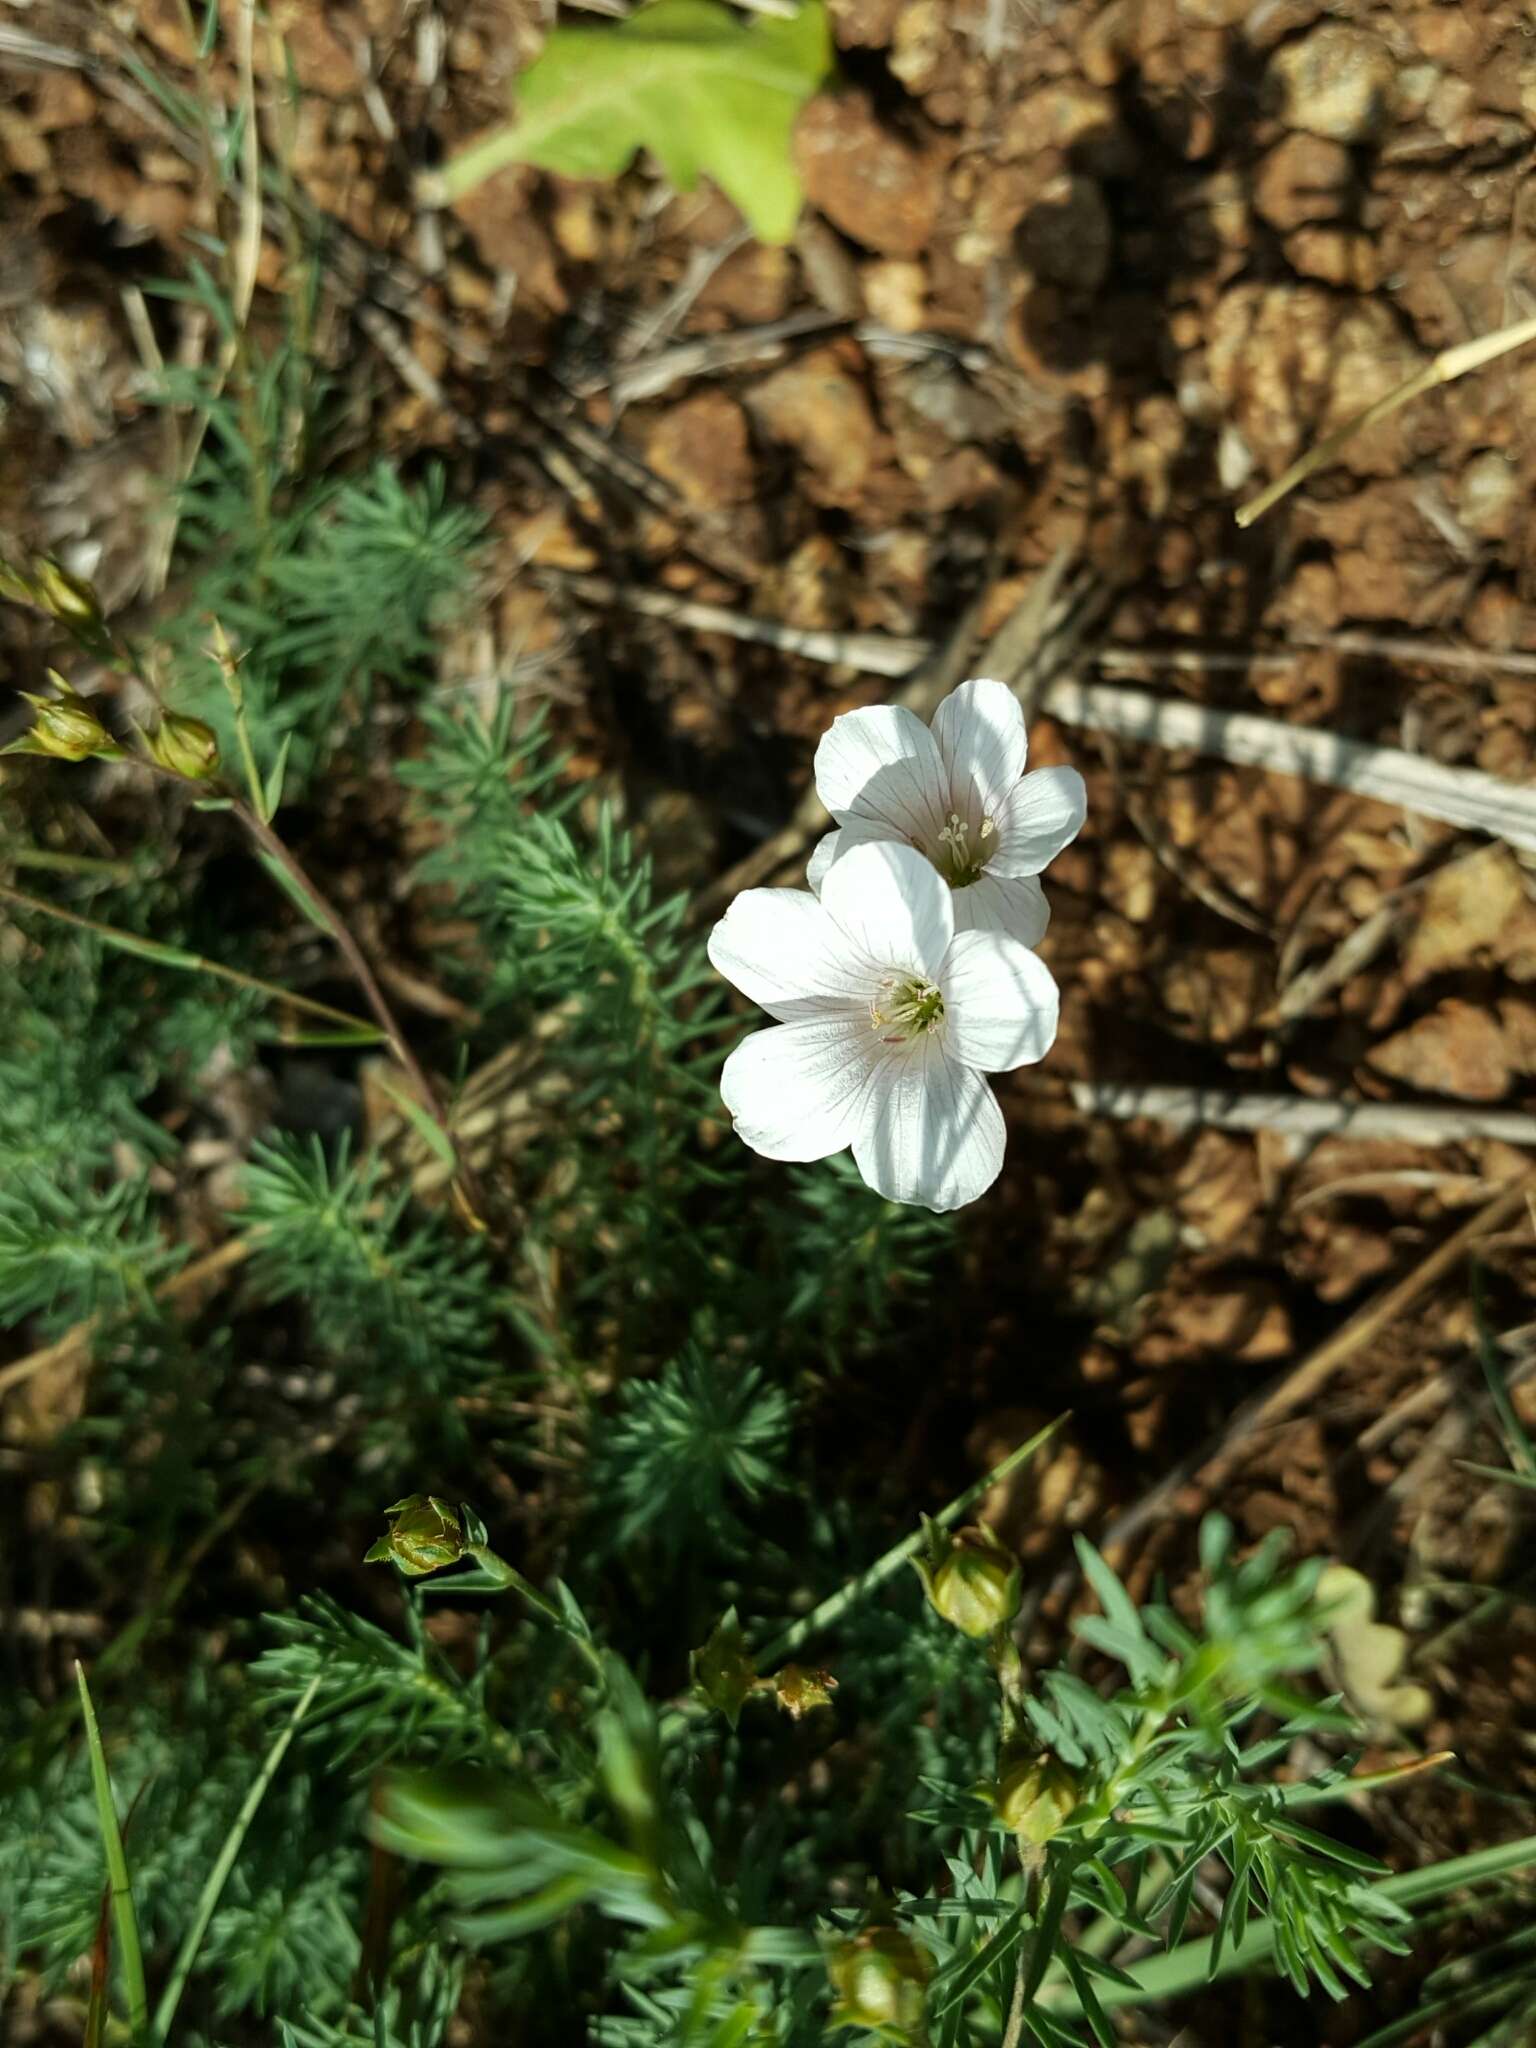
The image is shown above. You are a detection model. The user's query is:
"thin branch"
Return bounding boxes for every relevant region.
[1067,1081,1536,1151]
[547,575,1536,854]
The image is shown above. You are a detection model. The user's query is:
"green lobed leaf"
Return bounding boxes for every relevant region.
[442,0,834,244]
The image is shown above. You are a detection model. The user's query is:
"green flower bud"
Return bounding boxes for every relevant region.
[365,1494,466,1576]
[771,1663,837,1720]
[914,1524,1022,1640]
[31,556,103,627]
[5,677,120,762]
[827,1928,932,2037]
[995,1752,1079,1848]
[691,1608,759,1729]
[145,711,221,780]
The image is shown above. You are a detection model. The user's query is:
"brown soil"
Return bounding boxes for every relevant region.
[4,1,1536,2040]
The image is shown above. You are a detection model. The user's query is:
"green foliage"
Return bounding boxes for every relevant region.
[590,1342,793,1560]
[239,1133,504,1429]
[438,0,835,244]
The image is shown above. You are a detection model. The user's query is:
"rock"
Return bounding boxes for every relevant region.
[793,90,942,260]
[1457,450,1521,541]
[1268,25,1398,142]
[1285,226,1378,290]
[1207,285,1425,475]
[1370,998,1515,1101]
[999,82,1130,175]
[861,258,927,333]
[643,391,756,512]
[1402,846,1530,986]
[745,346,880,501]
[449,160,567,309]
[1253,133,1354,232]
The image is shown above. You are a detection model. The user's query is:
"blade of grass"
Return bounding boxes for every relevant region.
[1236,312,1536,527]
[151,1668,324,2041]
[75,1663,149,2036]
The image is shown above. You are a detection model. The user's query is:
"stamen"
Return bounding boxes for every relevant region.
[932,810,989,887]
[870,974,945,1042]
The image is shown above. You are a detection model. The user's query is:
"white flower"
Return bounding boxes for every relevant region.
[808,677,1086,948]
[707,839,1060,1212]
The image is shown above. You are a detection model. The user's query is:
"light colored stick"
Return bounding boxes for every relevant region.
[549,576,1536,855]
[1040,676,1536,855]
[1068,1081,1536,1151]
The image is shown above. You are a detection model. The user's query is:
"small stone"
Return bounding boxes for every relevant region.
[1285,225,1378,290]
[861,258,927,333]
[999,82,1130,175]
[1457,450,1521,541]
[794,90,942,260]
[1268,24,1398,143]
[1402,845,1529,985]
[643,391,756,512]
[1253,133,1354,232]
[745,346,880,501]
[1371,999,1514,1101]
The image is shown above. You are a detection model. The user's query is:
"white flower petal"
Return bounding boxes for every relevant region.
[813,703,951,847]
[720,1017,877,1161]
[708,887,876,1021]
[990,766,1087,877]
[941,929,1060,1073]
[853,1038,1005,1211]
[931,678,1029,821]
[820,840,953,981]
[806,829,840,896]
[806,817,894,896]
[952,871,1051,947]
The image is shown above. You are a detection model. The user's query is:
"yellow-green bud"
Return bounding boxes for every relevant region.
[917,1525,1022,1639]
[771,1663,837,1720]
[827,1929,932,2037]
[691,1609,759,1729]
[6,678,120,762]
[365,1494,465,1576]
[146,711,221,780]
[31,556,103,627]
[995,1752,1079,1847]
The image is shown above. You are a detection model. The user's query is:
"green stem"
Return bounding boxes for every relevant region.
[0,881,384,1041]
[756,1414,1069,1669]
[152,1671,323,2043]
[75,1665,149,2036]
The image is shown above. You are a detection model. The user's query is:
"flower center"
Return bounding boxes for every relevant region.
[870,975,945,1044]
[929,810,995,889]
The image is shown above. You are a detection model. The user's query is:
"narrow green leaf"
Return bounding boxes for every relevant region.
[152,1671,323,2042]
[374,1072,458,1167]
[261,730,293,823]
[75,1665,148,2035]
[257,849,336,933]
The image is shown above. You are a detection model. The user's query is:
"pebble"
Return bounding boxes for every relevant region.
[794,89,941,260]
[1268,24,1398,143]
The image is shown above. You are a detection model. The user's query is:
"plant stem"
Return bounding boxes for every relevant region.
[755,1413,1069,1669]
[226,795,488,1223]
[75,1665,149,2036]
[0,881,384,1041]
